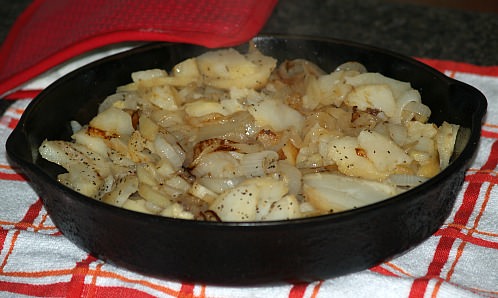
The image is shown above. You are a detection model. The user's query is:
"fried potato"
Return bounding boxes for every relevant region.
[39,45,459,221]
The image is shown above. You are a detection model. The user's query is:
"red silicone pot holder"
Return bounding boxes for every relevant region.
[0,0,278,96]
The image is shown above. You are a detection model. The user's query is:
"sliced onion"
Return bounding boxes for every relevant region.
[138,183,172,208]
[70,121,82,133]
[198,176,245,194]
[387,174,428,187]
[277,59,325,83]
[277,160,302,195]
[230,142,264,154]
[239,150,279,177]
[190,151,241,178]
[334,61,367,73]
[154,134,185,170]
[403,101,431,122]
[197,111,257,143]
[387,124,408,146]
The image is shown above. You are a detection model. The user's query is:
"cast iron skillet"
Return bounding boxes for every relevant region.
[6,36,487,285]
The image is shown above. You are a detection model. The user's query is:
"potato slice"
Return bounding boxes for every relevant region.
[263,195,302,221]
[102,175,139,207]
[209,183,259,221]
[345,84,396,117]
[89,107,134,137]
[357,130,412,173]
[303,172,398,212]
[248,99,305,132]
[197,47,276,90]
[327,136,387,180]
[437,121,460,169]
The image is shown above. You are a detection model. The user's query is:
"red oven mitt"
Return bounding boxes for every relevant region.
[0,0,278,95]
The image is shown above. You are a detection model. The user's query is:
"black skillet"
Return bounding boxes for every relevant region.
[6,35,487,285]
